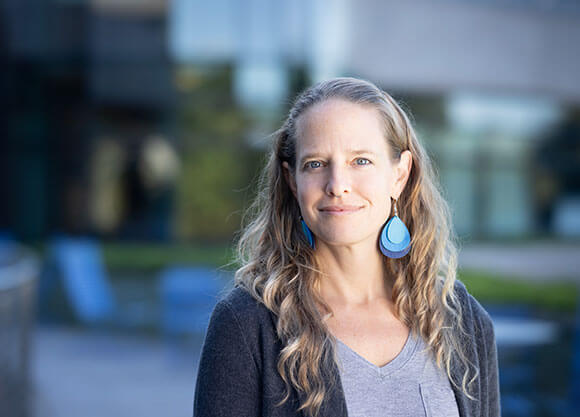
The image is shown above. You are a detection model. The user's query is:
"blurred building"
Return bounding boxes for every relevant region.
[1,0,579,241]
[170,0,580,240]
[0,0,177,240]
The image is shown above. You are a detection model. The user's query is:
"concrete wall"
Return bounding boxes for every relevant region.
[348,0,580,102]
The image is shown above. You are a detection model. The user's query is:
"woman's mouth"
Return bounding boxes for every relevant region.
[319,205,363,215]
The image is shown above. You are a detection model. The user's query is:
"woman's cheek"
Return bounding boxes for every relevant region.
[296,178,315,208]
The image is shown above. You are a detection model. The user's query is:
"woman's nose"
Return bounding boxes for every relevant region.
[325,166,351,197]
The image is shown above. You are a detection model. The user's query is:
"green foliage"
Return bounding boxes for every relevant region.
[103,242,235,272]
[172,65,266,241]
[174,146,253,240]
[459,269,578,312]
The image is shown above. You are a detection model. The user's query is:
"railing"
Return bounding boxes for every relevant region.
[0,242,39,417]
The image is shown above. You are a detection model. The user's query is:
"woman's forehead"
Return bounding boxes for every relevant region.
[295,99,388,155]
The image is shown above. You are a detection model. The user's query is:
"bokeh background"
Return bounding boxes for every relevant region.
[1,1,580,416]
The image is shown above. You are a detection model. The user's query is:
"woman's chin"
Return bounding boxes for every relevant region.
[315,234,374,249]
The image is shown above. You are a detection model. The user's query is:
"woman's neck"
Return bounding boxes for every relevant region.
[314,239,393,308]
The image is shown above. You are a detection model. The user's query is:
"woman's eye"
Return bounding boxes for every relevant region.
[355,158,371,165]
[305,161,322,169]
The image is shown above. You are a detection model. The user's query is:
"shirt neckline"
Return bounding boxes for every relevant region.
[335,329,421,378]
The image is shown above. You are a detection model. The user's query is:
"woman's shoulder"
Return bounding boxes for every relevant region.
[452,279,495,338]
[211,285,277,331]
[219,285,270,312]
[204,286,280,372]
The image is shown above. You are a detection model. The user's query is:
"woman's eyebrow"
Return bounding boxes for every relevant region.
[349,149,377,156]
[299,150,377,165]
[299,153,322,165]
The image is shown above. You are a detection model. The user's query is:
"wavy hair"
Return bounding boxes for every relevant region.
[234,77,477,416]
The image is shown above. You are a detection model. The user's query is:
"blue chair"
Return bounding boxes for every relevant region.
[159,266,225,335]
[40,236,116,324]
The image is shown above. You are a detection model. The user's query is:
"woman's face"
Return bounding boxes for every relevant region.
[283,98,412,249]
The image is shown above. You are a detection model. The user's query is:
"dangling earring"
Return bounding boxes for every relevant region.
[300,217,315,249]
[379,198,411,258]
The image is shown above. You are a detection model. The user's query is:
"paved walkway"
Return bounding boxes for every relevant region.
[32,326,203,417]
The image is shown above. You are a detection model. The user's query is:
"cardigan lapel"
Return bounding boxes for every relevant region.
[449,282,481,417]
[318,360,349,417]
[451,374,475,417]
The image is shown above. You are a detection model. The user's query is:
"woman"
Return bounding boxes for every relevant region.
[193,77,500,417]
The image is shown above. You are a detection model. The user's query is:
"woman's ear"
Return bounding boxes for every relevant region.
[392,150,413,199]
[282,161,298,199]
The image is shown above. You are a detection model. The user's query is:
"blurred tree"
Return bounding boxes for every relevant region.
[176,147,246,240]
[173,65,262,242]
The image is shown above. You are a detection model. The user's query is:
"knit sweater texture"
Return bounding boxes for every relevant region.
[193,280,501,417]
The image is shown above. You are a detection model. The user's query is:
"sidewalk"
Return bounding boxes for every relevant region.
[32,326,203,417]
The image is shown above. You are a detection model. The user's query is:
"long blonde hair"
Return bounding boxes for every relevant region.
[234,77,477,416]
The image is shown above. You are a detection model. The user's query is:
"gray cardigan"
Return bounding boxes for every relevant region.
[193,280,500,417]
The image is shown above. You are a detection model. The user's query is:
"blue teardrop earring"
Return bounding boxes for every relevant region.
[379,198,411,258]
[300,217,315,249]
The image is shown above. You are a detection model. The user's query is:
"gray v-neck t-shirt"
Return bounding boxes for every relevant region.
[335,330,460,417]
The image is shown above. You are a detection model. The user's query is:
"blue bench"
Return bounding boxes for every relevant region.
[40,236,116,324]
[159,266,225,335]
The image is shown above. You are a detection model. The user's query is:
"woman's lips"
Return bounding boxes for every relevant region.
[319,205,363,214]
